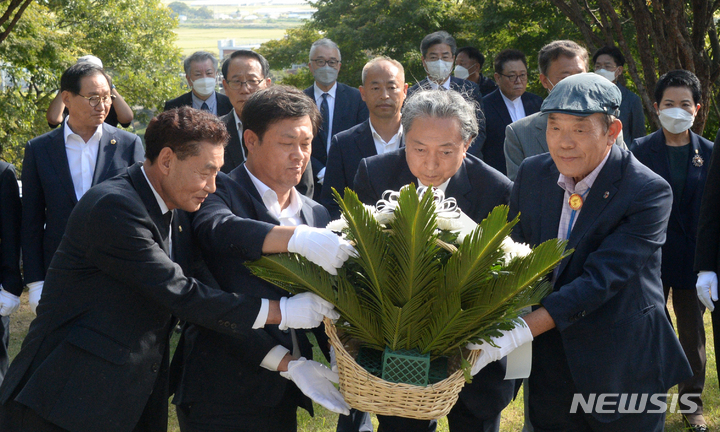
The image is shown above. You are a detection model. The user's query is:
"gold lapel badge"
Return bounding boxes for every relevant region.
[603,191,609,199]
[692,149,704,167]
[110,139,117,145]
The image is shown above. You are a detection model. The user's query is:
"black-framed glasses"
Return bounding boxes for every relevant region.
[311,58,339,67]
[498,73,528,82]
[77,94,116,107]
[226,78,264,90]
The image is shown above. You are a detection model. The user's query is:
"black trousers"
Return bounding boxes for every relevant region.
[177,398,298,432]
[0,316,9,385]
[0,399,69,432]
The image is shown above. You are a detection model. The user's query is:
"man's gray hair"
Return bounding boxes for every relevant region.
[184,51,218,75]
[309,38,341,61]
[420,31,457,57]
[402,90,478,142]
[361,56,405,84]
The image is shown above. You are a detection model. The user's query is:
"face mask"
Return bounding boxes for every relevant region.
[595,69,617,82]
[658,107,695,134]
[191,77,216,97]
[313,65,339,86]
[546,78,557,93]
[426,60,454,81]
[454,65,470,80]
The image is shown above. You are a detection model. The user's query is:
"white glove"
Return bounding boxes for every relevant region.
[287,225,355,275]
[280,357,350,415]
[329,346,337,373]
[27,281,43,315]
[0,289,20,316]
[280,292,340,330]
[696,271,718,311]
[467,318,533,376]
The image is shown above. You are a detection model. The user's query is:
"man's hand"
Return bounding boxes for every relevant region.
[280,292,340,330]
[0,289,20,316]
[696,271,718,311]
[467,318,533,375]
[280,357,350,415]
[27,281,43,315]
[287,225,355,275]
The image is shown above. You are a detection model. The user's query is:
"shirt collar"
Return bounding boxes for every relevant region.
[232,108,242,132]
[192,91,216,108]
[426,76,452,90]
[500,91,523,105]
[368,120,403,146]
[314,82,337,100]
[244,165,302,219]
[140,165,170,215]
[63,117,103,144]
[557,147,612,194]
[418,177,451,193]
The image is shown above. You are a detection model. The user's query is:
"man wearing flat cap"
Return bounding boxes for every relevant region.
[470,73,691,431]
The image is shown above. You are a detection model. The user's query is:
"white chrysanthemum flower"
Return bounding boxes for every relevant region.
[437,216,463,231]
[374,211,395,225]
[326,218,348,232]
[500,237,532,263]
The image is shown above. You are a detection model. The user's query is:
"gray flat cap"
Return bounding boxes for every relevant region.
[541,72,621,117]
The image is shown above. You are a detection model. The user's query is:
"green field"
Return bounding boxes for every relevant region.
[173,26,291,57]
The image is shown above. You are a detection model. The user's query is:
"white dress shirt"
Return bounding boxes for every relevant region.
[418,178,451,193]
[192,91,217,114]
[426,76,452,90]
[369,121,403,155]
[64,117,102,201]
[232,109,246,161]
[501,92,527,123]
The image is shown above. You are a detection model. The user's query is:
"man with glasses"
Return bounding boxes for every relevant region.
[304,38,368,199]
[164,51,233,117]
[407,31,487,159]
[219,50,314,196]
[21,62,144,315]
[482,49,543,175]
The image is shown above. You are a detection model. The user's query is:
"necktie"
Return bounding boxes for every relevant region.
[201,102,210,112]
[163,210,174,258]
[320,93,330,149]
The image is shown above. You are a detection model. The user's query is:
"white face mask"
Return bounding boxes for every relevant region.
[313,65,339,86]
[191,77,216,97]
[658,107,695,134]
[454,65,470,80]
[426,60,454,81]
[595,69,617,83]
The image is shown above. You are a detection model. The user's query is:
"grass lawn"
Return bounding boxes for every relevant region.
[173,26,292,57]
[8,292,717,431]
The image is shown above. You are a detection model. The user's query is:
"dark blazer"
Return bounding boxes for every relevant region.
[0,163,265,432]
[353,148,515,420]
[320,119,377,219]
[695,131,720,273]
[20,123,145,284]
[304,83,369,184]
[408,77,487,159]
[618,83,646,144]
[631,130,713,289]
[0,162,22,296]
[482,89,542,175]
[476,74,498,97]
[510,146,691,422]
[219,110,315,198]
[163,91,233,117]
[173,166,330,417]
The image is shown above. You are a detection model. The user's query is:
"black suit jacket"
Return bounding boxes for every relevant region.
[408,77,487,158]
[510,146,691,422]
[163,91,232,117]
[0,162,21,296]
[0,163,265,432]
[304,83,369,198]
[173,166,330,416]
[631,130,713,289]
[482,89,542,175]
[20,123,145,284]
[219,110,315,197]
[695,131,720,273]
[320,119,377,219]
[353,148,516,419]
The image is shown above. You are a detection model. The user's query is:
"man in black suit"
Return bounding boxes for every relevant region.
[219,50,314,197]
[354,89,513,432]
[407,31,487,159]
[455,46,497,96]
[482,49,543,175]
[21,62,145,315]
[476,73,690,431]
[304,38,369,199]
[173,86,353,432]
[164,51,232,116]
[320,56,407,219]
[0,106,348,432]
[0,161,22,384]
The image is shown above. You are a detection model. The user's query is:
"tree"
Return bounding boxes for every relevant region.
[0,0,33,44]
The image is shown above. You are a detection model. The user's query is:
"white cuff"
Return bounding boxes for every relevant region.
[27,281,43,290]
[252,298,270,329]
[260,345,290,371]
[317,167,326,184]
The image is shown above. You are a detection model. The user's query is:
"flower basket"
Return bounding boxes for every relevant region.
[325,317,479,420]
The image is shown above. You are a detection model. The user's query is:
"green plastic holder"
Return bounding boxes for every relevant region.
[356,346,383,377]
[428,356,449,384]
[381,347,430,386]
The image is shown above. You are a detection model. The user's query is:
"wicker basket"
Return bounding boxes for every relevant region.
[324,317,479,420]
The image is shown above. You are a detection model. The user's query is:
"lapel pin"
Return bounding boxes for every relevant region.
[692,149,704,167]
[603,191,609,199]
[110,139,117,145]
[178,225,183,233]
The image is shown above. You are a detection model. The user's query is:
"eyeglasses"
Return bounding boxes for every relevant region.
[226,78,264,90]
[311,58,339,67]
[498,73,528,82]
[77,94,116,107]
